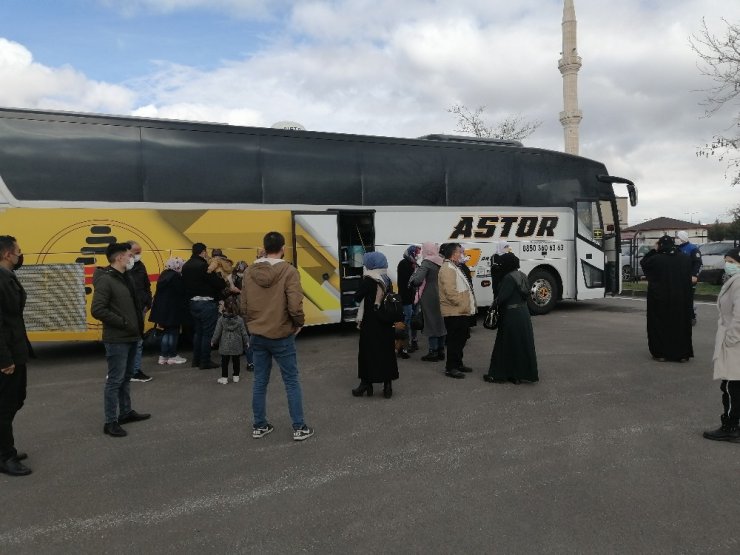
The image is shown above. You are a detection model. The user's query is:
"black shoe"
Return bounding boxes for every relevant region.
[191,360,201,368]
[445,369,465,379]
[0,457,32,476]
[397,349,410,359]
[437,349,446,361]
[458,365,473,373]
[118,410,151,424]
[131,372,152,382]
[408,341,419,353]
[199,361,219,370]
[483,374,507,383]
[421,351,440,362]
[247,363,255,372]
[103,422,128,437]
[383,381,393,399]
[14,452,27,461]
[703,424,740,442]
[352,381,373,397]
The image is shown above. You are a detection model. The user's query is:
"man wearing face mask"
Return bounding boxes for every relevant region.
[0,235,33,475]
[126,241,153,383]
[91,243,151,438]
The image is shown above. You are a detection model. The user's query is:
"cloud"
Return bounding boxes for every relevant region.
[0,38,135,113]
[100,0,283,18]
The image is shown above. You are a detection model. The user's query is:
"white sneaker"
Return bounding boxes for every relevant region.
[217,377,228,385]
[233,375,240,383]
[167,355,187,365]
[158,356,167,365]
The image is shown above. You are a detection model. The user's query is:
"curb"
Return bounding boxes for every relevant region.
[618,290,717,302]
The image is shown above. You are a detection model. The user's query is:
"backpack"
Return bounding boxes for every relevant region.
[374,281,405,324]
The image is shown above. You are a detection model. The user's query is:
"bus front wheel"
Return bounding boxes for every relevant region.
[528,269,558,315]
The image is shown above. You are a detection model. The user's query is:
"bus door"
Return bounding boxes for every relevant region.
[337,211,375,322]
[574,200,606,300]
[292,212,342,325]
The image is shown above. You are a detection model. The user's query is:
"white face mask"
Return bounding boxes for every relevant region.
[725,262,740,276]
[133,254,141,263]
[125,257,136,271]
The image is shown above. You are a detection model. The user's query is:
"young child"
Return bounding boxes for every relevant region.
[211,297,250,384]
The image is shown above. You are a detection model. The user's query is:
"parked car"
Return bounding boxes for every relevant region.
[620,243,651,280]
[698,241,737,285]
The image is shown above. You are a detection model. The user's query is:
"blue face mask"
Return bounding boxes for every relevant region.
[726,262,740,276]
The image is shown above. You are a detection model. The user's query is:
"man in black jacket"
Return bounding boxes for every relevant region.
[181,243,226,369]
[127,241,154,383]
[0,236,32,476]
[91,243,151,438]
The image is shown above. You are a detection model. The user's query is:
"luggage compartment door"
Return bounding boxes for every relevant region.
[292,212,342,325]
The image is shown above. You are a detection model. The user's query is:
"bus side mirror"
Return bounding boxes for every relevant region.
[627,183,637,207]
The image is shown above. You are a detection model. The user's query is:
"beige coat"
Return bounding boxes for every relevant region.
[713,273,740,381]
[438,260,476,317]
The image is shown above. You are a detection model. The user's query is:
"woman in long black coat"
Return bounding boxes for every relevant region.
[149,257,188,365]
[484,253,538,384]
[353,252,399,399]
[640,235,693,362]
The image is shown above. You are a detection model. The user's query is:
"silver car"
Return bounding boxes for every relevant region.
[698,241,736,285]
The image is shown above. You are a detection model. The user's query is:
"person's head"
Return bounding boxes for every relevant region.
[725,248,740,277]
[234,261,247,275]
[222,295,240,316]
[127,240,143,262]
[440,242,463,262]
[211,248,224,258]
[675,231,689,245]
[192,242,208,259]
[498,252,520,274]
[0,235,22,271]
[421,242,439,259]
[105,243,134,272]
[363,251,388,270]
[263,232,285,258]
[496,241,512,256]
[405,245,420,260]
[657,235,675,254]
[165,256,185,273]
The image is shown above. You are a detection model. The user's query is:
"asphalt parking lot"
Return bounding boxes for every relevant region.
[1,297,738,554]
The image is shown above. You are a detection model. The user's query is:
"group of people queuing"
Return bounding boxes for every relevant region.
[352,240,539,401]
[2,230,738,477]
[640,234,740,443]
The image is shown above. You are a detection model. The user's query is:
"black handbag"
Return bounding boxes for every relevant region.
[483,305,499,330]
[142,326,164,350]
[410,304,424,331]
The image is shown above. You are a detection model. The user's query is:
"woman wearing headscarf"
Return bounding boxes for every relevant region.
[397,245,421,356]
[438,243,476,379]
[149,256,188,365]
[703,248,740,443]
[484,253,538,384]
[490,241,511,296]
[640,235,694,362]
[409,242,447,362]
[353,252,399,399]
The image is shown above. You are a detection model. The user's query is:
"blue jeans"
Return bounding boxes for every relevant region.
[189,300,219,365]
[402,304,417,342]
[429,335,445,351]
[133,338,143,372]
[103,342,138,424]
[251,334,305,430]
[160,326,180,358]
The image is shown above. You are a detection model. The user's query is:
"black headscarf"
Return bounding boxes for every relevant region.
[727,248,740,264]
[657,235,676,254]
[498,252,520,274]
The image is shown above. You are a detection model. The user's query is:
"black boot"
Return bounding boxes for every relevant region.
[437,348,445,361]
[420,350,440,362]
[383,381,393,399]
[352,381,373,397]
[703,414,740,442]
[408,340,419,353]
[397,348,410,359]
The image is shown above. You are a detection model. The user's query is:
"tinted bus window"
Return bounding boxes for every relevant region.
[446,148,518,206]
[141,128,262,203]
[0,117,141,201]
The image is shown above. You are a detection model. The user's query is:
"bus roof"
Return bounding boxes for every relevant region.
[0,106,613,207]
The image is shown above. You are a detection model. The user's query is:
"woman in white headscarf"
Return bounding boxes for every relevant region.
[409,242,447,362]
[149,256,188,365]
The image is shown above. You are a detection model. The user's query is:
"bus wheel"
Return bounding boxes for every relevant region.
[621,265,633,281]
[528,269,558,315]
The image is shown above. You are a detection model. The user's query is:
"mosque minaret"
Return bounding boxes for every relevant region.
[558,0,582,155]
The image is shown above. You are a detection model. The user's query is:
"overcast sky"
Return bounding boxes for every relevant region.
[1,0,738,225]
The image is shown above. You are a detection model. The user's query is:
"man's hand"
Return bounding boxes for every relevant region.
[1,364,15,375]
[691,276,698,285]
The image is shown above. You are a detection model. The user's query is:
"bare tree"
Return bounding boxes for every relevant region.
[447,104,541,141]
[690,18,740,186]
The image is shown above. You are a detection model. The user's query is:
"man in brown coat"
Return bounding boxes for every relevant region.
[241,232,313,442]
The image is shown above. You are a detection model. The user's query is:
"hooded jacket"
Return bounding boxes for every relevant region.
[211,313,250,356]
[91,266,144,343]
[0,266,30,368]
[240,259,305,339]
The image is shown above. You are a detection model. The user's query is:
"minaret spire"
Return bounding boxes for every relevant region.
[558,0,582,155]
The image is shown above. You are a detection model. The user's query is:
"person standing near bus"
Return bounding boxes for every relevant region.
[675,231,702,325]
[410,242,447,362]
[396,245,420,357]
[149,256,188,365]
[640,235,694,362]
[241,232,313,441]
[91,243,152,438]
[0,236,33,476]
[127,241,153,383]
[438,243,475,379]
[182,243,226,370]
